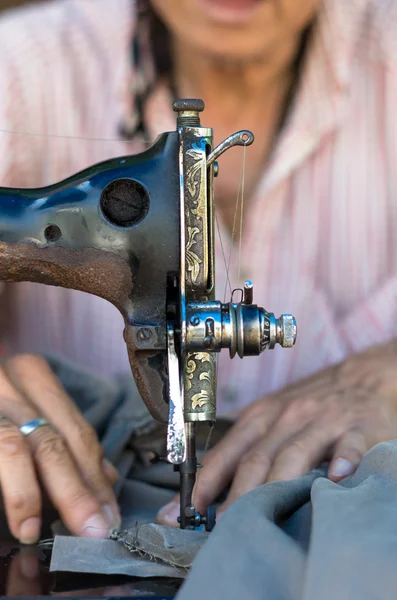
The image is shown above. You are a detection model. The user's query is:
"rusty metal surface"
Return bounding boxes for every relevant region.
[0,241,171,422]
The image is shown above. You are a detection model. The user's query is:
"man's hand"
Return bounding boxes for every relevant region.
[0,354,120,544]
[157,343,397,525]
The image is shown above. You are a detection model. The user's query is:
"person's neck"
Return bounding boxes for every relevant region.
[171,34,303,124]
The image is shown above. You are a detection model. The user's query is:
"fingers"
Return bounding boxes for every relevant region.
[0,417,42,543]
[102,458,119,485]
[157,427,366,527]
[190,399,283,513]
[158,419,333,524]
[265,423,335,483]
[218,432,288,510]
[156,495,180,527]
[219,398,330,510]
[0,355,119,539]
[328,429,368,481]
[158,395,338,523]
[3,355,120,527]
[28,425,113,537]
[157,399,283,526]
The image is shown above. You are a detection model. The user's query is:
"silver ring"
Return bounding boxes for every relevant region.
[20,418,49,436]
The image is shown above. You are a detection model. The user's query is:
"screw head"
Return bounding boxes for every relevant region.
[190,316,200,327]
[100,178,149,228]
[137,328,152,342]
[203,335,215,349]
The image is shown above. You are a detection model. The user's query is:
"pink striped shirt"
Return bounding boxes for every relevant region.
[0,0,396,415]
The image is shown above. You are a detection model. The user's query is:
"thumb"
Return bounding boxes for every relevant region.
[156,495,180,527]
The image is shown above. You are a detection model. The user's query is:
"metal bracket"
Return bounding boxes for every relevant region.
[207,130,254,167]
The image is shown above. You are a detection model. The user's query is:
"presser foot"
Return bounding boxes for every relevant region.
[177,504,216,532]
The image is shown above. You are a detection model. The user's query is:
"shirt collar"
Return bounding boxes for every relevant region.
[320,0,371,90]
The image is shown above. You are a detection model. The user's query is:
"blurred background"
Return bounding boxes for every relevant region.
[0,0,40,11]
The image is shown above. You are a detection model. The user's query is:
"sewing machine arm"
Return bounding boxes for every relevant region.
[0,132,179,422]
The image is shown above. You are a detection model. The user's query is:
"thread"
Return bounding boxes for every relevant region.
[0,127,151,144]
[192,422,215,508]
[237,144,247,284]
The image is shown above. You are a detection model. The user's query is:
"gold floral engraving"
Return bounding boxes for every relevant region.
[185,358,196,391]
[191,390,210,410]
[186,148,203,200]
[193,352,211,363]
[199,372,210,382]
[186,148,206,221]
[186,227,202,283]
[184,351,212,410]
[185,138,211,290]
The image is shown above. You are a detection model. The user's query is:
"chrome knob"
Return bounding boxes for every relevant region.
[275,314,297,348]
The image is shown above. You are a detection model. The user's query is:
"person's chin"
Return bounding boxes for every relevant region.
[196,0,265,25]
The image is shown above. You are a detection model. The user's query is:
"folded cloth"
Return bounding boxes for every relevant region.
[178,441,397,600]
[110,524,209,569]
[50,535,185,579]
[51,524,209,578]
[40,356,397,600]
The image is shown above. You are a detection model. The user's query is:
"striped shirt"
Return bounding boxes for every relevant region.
[0,0,396,415]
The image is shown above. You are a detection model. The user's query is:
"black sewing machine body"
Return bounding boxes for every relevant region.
[0,131,180,422]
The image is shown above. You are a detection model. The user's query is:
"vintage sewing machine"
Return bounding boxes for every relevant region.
[0,99,296,531]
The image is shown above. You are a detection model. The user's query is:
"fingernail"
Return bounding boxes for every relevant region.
[81,513,110,538]
[102,504,121,530]
[19,517,41,545]
[331,458,355,478]
[102,458,120,481]
[156,501,180,526]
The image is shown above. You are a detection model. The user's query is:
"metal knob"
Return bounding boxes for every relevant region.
[275,315,297,348]
[173,98,205,127]
[172,99,205,113]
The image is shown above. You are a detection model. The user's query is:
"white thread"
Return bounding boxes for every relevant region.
[222,144,247,303]
[192,422,214,508]
[237,144,247,284]
[215,214,232,298]
[0,127,151,144]
[216,146,247,381]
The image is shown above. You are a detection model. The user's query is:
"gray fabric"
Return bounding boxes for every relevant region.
[45,354,156,466]
[179,441,397,600]
[50,523,206,577]
[110,524,209,569]
[50,535,184,578]
[40,356,397,599]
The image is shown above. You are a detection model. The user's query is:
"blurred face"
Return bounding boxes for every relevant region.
[149,0,319,63]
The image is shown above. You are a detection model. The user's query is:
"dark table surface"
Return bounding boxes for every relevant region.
[0,540,181,599]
